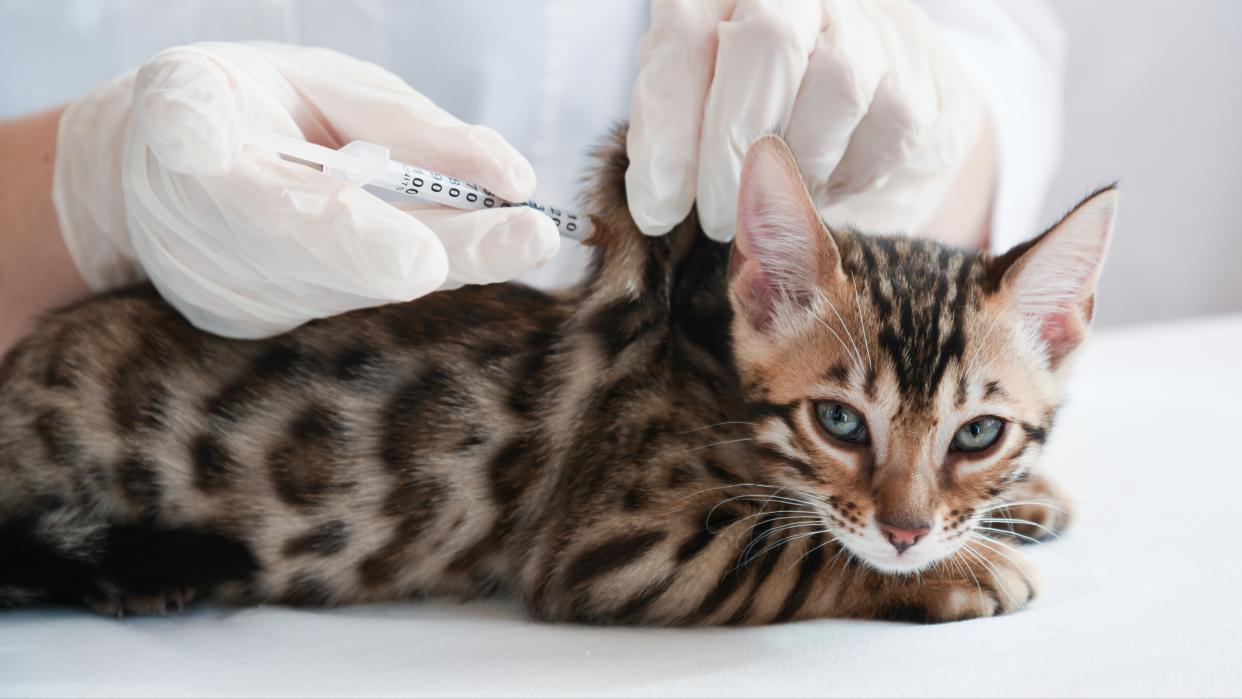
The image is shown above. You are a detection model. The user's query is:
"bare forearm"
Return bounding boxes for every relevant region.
[0,107,89,356]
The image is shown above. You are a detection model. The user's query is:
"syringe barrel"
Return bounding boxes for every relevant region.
[369,161,590,241]
[371,160,497,210]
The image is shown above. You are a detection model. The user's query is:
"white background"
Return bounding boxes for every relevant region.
[1042,0,1242,326]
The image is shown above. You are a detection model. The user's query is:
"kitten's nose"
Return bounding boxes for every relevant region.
[878,521,931,554]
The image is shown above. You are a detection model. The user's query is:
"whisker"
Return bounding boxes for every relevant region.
[965,534,1056,595]
[850,278,873,373]
[966,534,1026,570]
[740,521,823,560]
[974,499,1070,516]
[679,482,804,501]
[727,509,820,525]
[738,519,824,558]
[673,437,756,455]
[970,528,1086,573]
[653,483,796,519]
[810,303,864,376]
[784,535,841,573]
[740,516,825,540]
[977,517,1061,540]
[815,289,865,375]
[973,525,1048,547]
[962,312,1007,379]
[943,546,983,607]
[674,421,757,435]
[740,528,829,570]
[960,542,1018,608]
[952,547,987,609]
[709,494,819,512]
[827,541,853,572]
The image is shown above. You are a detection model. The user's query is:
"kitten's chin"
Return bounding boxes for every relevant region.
[841,538,956,576]
[858,553,940,575]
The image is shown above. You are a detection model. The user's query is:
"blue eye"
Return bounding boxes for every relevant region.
[815,402,868,444]
[953,417,1005,452]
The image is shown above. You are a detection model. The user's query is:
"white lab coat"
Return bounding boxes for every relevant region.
[0,0,1065,287]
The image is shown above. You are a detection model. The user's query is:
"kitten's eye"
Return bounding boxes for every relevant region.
[953,416,1005,452]
[814,401,868,444]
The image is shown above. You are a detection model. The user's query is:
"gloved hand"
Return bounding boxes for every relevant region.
[53,41,559,338]
[627,0,985,241]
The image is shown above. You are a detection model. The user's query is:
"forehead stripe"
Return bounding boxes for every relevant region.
[853,237,980,403]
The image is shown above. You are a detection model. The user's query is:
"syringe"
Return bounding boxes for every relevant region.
[243,130,591,241]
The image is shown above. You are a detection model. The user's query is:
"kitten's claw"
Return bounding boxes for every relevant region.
[87,588,198,618]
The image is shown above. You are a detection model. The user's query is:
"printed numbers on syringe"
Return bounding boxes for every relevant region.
[387,161,586,239]
[392,162,493,207]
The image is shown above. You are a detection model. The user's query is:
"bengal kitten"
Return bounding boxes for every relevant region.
[0,129,1115,624]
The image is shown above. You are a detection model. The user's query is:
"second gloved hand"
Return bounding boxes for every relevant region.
[627,0,985,241]
[54,42,559,338]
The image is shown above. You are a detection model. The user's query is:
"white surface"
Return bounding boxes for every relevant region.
[2,315,1240,697]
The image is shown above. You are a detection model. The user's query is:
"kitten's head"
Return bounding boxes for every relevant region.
[730,136,1116,574]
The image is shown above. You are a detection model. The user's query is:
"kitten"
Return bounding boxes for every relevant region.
[0,128,1114,623]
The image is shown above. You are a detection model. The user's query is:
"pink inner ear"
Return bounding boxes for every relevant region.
[730,137,832,324]
[1039,306,1087,368]
[732,258,780,329]
[1004,186,1117,368]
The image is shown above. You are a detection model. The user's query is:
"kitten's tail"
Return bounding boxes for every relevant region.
[0,514,99,608]
[0,512,258,611]
[577,123,729,316]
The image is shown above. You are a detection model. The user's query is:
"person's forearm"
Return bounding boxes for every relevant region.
[0,107,89,356]
[918,115,997,250]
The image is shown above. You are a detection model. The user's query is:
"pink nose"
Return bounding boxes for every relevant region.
[878,521,931,554]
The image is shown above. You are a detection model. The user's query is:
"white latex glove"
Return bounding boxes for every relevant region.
[53,41,559,338]
[627,0,985,241]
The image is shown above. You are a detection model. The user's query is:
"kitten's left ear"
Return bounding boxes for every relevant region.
[995,186,1118,367]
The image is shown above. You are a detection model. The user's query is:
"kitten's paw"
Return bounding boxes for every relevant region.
[993,474,1074,544]
[874,547,1039,623]
[940,548,1040,620]
[87,588,198,618]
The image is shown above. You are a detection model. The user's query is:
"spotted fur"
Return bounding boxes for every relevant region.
[0,127,1114,623]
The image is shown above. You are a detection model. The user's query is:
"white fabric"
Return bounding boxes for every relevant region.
[53,41,559,339]
[2,315,1239,698]
[628,0,985,242]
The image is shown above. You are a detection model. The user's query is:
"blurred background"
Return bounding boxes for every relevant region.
[1043,0,1242,326]
[2,1,1238,328]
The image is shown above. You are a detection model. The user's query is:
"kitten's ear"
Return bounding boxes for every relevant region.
[730,135,840,330]
[996,186,1118,367]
